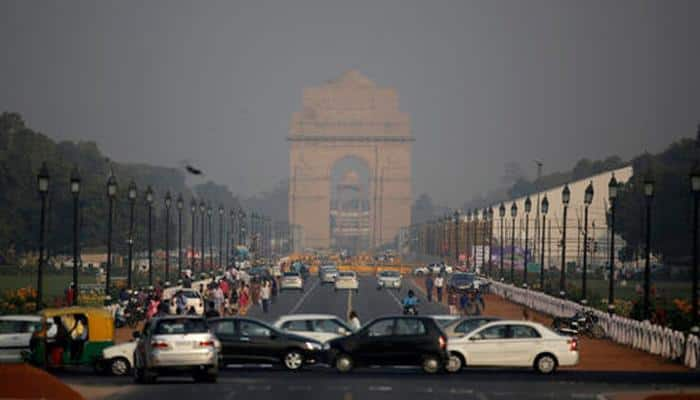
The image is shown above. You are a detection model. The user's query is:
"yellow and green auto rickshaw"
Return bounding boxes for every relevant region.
[26,306,115,370]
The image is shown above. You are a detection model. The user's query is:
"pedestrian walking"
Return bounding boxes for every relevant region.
[348,310,361,331]
[238,285,250,316]
[425,274,434,302]
[434,274,445,303]
[447,289,459,316]
[261,280,271,313]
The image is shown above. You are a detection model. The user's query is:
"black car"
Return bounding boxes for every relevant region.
[325,316,448,374]
[448,273,475,292]
[207,317,323,371]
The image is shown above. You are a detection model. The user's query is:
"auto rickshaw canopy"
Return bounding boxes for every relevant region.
[40,306,114,342]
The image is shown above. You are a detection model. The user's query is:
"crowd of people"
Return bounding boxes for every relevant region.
[423,273,486,316]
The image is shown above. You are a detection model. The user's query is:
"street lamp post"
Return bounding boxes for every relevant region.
[473,210,478,271]
[465,210,471,269]
[643,172,655,320]
[488,207,494,277]
[582,181,594,304]
[453,210,460,267]
[164,191,172,282]
[219,205,224,270]
[607,175,619,314]
[190,199,197,271]
[228,210,234,268]
[105,174,117,296]
[145,186,154,286]
[207,205,213,272]
[691,163,700,331]
[199,201,205,273]
[36,163,50,309]
[523,197,532,287]
[127,181,136,289]
[510,203,517,283]
[70,166,81,305]
[176,194,184,277]
[540,196,549,290]
[481,208,488,272]
[560,184,571,297]
[499,203,506,280]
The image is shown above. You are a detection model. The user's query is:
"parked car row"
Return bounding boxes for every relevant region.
[94,313,578,383]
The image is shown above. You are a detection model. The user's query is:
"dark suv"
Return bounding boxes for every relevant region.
[325,316,448,373]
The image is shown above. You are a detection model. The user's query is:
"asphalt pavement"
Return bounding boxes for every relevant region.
[58,276,700,400]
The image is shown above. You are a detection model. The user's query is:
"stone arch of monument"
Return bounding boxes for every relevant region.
[288,70,413,250]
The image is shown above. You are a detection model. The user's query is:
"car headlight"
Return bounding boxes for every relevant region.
[305,341,322,351]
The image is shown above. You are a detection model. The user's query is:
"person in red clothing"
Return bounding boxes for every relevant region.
[65,283,75,306]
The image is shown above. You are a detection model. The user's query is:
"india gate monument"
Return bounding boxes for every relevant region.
[288,70,414,251]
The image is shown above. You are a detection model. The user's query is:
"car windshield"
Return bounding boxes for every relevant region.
[154,318,207,334]
[380,271,400,277]
[339,272,355,277]
[283,272,300,277]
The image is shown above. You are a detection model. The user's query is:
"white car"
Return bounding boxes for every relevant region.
[168,288,205,315]
[101,341,137,376]
[446,320,579,374]
[429,263,453,274]
[334,271,359,292]
[0,315,43,363]
[273,314,353,343]
[376,270,402,290]
[319,265,339,284]
[280,272,304,291]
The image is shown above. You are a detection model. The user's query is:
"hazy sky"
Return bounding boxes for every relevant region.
[1,0,698,207]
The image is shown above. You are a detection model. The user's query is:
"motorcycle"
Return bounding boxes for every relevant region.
[552,310,605,339]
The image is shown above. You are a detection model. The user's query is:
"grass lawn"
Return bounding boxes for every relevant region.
[0,272,98,302]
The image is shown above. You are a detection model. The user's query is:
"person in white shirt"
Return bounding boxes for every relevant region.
[434,275,445,303]
[261,280,272,313]
[348,310,361,331]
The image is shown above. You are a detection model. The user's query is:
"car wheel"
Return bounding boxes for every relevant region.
[109,357,131,376]
[445,352,463,373]
[422,355,441,374]
[282,350,304,371]
[335,354,353,373]
[534,354,557,374]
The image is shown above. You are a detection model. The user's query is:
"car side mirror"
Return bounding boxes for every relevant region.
[132,331,141,339]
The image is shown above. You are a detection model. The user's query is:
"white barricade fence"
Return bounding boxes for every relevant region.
[488,280,699,369]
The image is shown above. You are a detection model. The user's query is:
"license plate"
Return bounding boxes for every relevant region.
[175,341,191,347]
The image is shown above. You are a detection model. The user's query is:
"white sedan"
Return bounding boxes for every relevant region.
[334,271,359,292]
[0,315,43,363]
[273,314,353,343]
[101,341,137,376]
[376,270,402,290]
[280,272,304,291]
[446,320,579,374]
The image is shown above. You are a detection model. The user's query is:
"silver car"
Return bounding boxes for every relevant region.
[319,266,339,284]
[132,316,218,383]
[376,270,402,290]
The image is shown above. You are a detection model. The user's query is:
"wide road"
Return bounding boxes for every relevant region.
[60,276,700,400]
